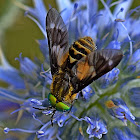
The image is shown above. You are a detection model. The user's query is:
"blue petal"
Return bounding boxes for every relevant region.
[0,88,24,102]
[86,117,107,139]
[113,0,133,19]
[131,19,140,37]
[0,99,20,112]
[0,68,25,89]
[16,54,38,76]
[38,39,49,62]
[124,127,139,139]
[80,23,97,40]
[115,20,130,41]
[124,65,136,74]
[96,9,111,34]
[0,48,25,89]
[56,0,72,11]
[136,62,140,72]
[81,86,95,101]
[26,0,47,29]
[112,128,128,140]
[56,0,73,23]
[97,68,120,88]
[112,127,138,140]
[129,49,140,64]
[57,113,70,127]
[87,0,98,21]
[108,99,139,126]
[112,98,127,106]
[106,40,121,49]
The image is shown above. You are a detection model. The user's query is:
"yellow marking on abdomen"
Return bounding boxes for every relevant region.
[79,37,96,51]
[71,46,86,57]
[74,41,91,54]
[69,55,77,63]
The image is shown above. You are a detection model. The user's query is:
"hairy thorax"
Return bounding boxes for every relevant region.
[50,69,77,104]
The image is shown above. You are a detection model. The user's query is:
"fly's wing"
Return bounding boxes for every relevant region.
[71,49,123,93]
[46,8,69,75]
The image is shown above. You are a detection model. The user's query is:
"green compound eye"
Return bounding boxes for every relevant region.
[48,93,70,111]
[48,93,56,106]
[56,102,70,111]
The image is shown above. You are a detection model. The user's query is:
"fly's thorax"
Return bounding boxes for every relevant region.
[67,36,96,69]
[49,69,76,111]
[50,69,74,103]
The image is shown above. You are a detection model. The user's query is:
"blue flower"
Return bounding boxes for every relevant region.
[15,53,38,77]
[85,117,107,139]
[0,68,25,89]
[56,0,73,23]
[97,68,120,89]
[125,65,136,74]
[25,0,47,30]
[0,48,25,89]
[55,113,70,127]
[38,39,49,62]
[106,40,121,50]
[37,125,57,139]
[79,85,95,101]
[106,99,139,126]
[128,49,140,72]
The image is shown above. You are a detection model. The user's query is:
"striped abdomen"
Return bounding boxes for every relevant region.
[67,36,96,69]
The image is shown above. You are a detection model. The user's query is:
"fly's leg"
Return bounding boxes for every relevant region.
[32,106,52,111]
[51,110,56,126]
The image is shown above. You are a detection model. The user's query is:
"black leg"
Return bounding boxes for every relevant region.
[33,106,56,126]
[51,110,56,126]
[33,106,48,111]
[32,106,52,111]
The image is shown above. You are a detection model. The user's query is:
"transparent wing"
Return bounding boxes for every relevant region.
[46,8,69,75]
[70,49,123,93]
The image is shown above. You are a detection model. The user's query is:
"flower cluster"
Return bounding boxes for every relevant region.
[0,0,140,139]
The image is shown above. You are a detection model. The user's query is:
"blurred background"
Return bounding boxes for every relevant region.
[0,0,56,69]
